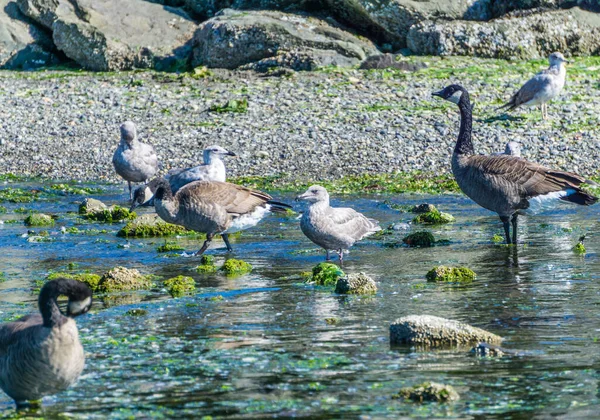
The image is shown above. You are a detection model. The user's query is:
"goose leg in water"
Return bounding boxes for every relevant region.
[325,250,331,261]
[221,233,233,252]
[511,214,518,244]
[500,216,511,244]
[337,249,344,266]
[128,181,133,200]
[195,233,214,256]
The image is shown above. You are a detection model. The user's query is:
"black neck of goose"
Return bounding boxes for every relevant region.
[39,279,87,327]
[454,93,474,156]
[154,179,174,202]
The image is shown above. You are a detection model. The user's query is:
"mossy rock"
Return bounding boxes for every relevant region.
[410,203,437,214]
[24,213,54,227]
[220,259,252,275]
[402,231,435,247]
[393,382,459,403]
[79,198,136,223]
[47,272,102,291]
[491,234,504,243]
[426,266,475,283]
[163,275,196,297]
[573,242,586,254]
[309,262,344,287]
[335,273,377,295]
[157,241,185,253]
[196,255,217,273]
[0,206,6,214]
[413,210,455,225]
[125,308,148,316]
[117,214,189,238]
[97,266,153,293]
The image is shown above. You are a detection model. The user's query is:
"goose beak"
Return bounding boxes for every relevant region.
[432,90,444,98]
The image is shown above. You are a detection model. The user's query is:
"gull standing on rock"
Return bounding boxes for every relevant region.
[112,121,159,200]
[152,178,292,255]
[296,185,381,264]
[498,52,568,120]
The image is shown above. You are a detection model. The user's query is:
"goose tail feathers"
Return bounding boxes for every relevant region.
[266,200,293,213]
[560,190,598,206]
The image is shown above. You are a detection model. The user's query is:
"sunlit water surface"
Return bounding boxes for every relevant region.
[0,181,599,419]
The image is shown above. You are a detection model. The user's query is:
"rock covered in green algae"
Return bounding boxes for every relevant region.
[426,266,475,283]
[220,259,253,275]
[79,198,136,223]
[390,315,503,347]
[125,308,148,316]
[24,213,54,227]
[47,272,102,291]
[335,272,377,295]
[393,382,459,403]
[309,262,344,286]
[97,266,153,293]
[402,231,435,247]
[491,234,504,243]
[117,214,189,238]
[573,242,586,254]
[157,241,185,253]
[196,255,217,273]
[163,275,196,297]
[413,209,455,225]
[410,203,437,214]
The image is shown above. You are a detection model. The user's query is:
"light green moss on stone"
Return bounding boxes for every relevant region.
[393,382,459,403]
[196,255,217,273]
[335,273,377,295]
[83,206,136,223]
[492,234,504,243]
[573,242,586,254]
[117,214,189,238]
[163,275,196,297]
[402,231,435,247]
[125,308,148,316]
[97,266,153,293]
[220,259,253,275]
[413,210,455,225]
[46,272,102,291]
[309,262,344,287]
[24,213,54,227]
[426,266,476,283]
[157,241,185,253]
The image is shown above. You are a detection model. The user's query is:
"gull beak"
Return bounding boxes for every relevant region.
[226,151,237,157]
[432,90,444,98]
[295,192,310,202]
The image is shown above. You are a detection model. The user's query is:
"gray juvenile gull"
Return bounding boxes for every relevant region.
[433,84,597,245]
[498,52,568,120]
[112,121,159,200]
[131,145,235,208]
[0,278,92,408]
[296,185,381,264]
[152,178,291,255]
[492,141,521,157]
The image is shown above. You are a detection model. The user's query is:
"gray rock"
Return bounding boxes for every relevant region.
[185,0,307,19]
[393,382,460,402]
[335,273,377,295]
[408,7,600,59]
[78,197,107,214]
[411,203,437,214]
[50,0,196,71]
[359,53,427,71]
[390,315,503,347]
[191,9,378,70]
[0,0,59,69]
[490,0,600,17]
[16,0,59,29]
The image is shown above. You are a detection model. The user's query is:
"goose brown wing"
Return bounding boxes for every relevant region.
[177,181,272,215]
[467,155,590,197]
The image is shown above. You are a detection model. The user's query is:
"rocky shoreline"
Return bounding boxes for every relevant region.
[0,55,599,185]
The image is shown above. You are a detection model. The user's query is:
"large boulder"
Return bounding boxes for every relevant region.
[407,7,600,59]
[185,0,307,20]
[19,0,197,71]
[489,0,600,17]
[0,0,59,69]
[191,9,378,71]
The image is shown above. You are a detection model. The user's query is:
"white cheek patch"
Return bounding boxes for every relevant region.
[144,187,153,203]
[69,297,91,315]
[447,90,463,104]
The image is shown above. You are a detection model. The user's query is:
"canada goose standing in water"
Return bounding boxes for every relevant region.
[112,121,159,200]
[433,84,597,244]
[498,52,568,120]
[131,145,236,208]
[296,185,381,264]
[0,279,92,408]
[152,178,291,255]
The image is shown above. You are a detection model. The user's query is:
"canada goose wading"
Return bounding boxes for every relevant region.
[296,185,381,264]
[433,84,597,245]
[0,278,92,408]
[152,178,291,255]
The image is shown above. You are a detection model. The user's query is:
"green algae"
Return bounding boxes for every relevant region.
[309,263,344,287]
[0,272,5,282]
[117,215,189,238]
[220,259,253,275]
[196,255,217,273]
[0,206,6,214]
[82,205,136,223]
[157,241,185,253]
[209,295,224,302]
[325,317,341,325]
[402,232,435,248]
[492,234,504,243]
[393,382,459,403]
[413,210,455,225]
[0,187,41,203]
[426,266,476,283]
[209,98,248,113]
[163,275,196,297]
[97,267,153,293]
[24,213,55,227]
[573,242,586,254]
[46,272,102,291]
[125,309,148,316]
[49,183,104,195]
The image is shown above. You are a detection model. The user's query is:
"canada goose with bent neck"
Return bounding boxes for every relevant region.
[433,84,597,244]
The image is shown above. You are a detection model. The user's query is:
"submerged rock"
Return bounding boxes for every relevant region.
[125,308,148,316]
[220,258,252,275]
[309,262,344,287]
[471,342,505,357]
[413,210,455,225]
[393,382,459,403]
[335,272,377,295]
[79,198,135,223]
[402,231,435,247]
[157,241,185,253]
[410,203,437,214]
[117,214,188,238]
[196,254,217,273]
[24,213,54,227]
[97,266,153,293]
[426,266,476,283]
[163,275,196,297]
[390,315,503,347]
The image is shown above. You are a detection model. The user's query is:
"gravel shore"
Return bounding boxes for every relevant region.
[0,56,599,184]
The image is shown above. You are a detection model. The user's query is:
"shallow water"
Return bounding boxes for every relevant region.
[0,180,599,419]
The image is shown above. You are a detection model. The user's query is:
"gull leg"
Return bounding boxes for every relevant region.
[195,233,214,256]
[221,233,233,252]
[337,249,344,266]
[128,181,133,200]
[511,214,518,244]
[500,216,511,245]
